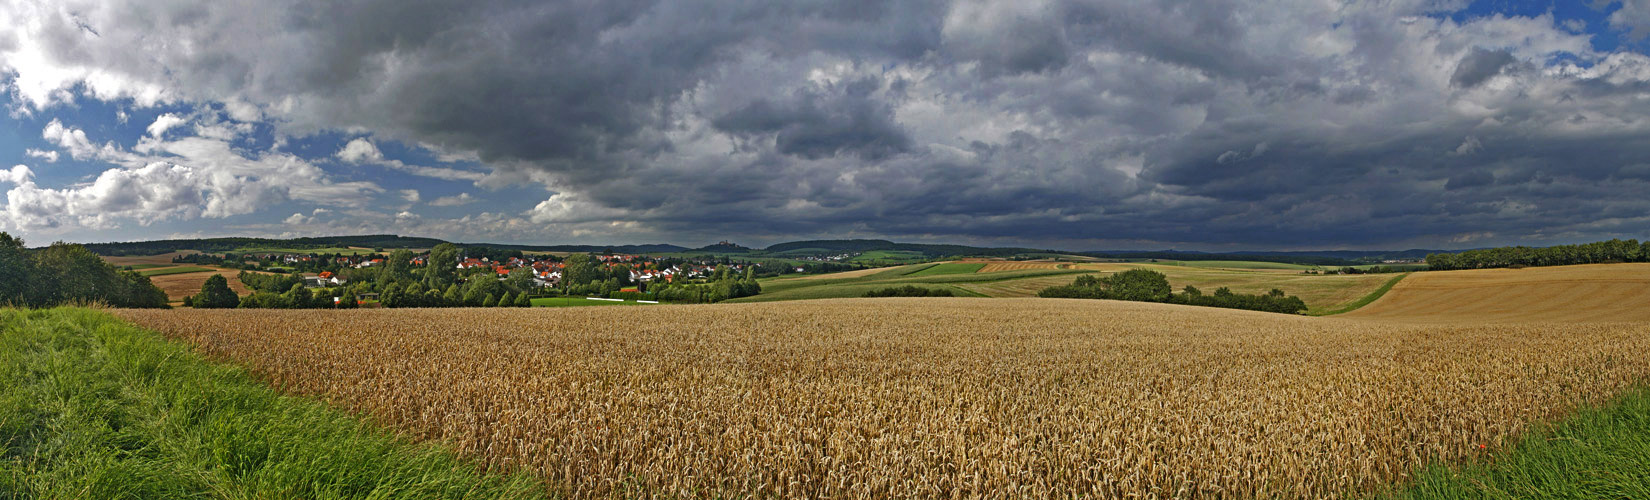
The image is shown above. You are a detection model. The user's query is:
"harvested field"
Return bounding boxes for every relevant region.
[1070,263,1395,314]
[976,261,1065,273]
[137,265,214,277]
[117,294,1650,499]
[145,267,253,301]
[1343,263,1650,323]
[955,272,1100,296]
[780,266,895,281]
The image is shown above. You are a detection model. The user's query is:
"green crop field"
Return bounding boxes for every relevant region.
[530,297,657,307]
[849,250,929,264]
[1162,260,1323,270]
[905,262,986,276]
[125,263,169,270]
[137,266,214,276]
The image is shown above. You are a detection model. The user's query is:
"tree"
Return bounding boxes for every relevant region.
[120,272,170,308]
[505,267,535,293]
[442,284,463,307]
[338,288,359,309]
[192,274,241,308]
[562,254,602,288]
[498,292,514,308]
[282,284,313,309]
[481,293,498,307]
[462,277,503,306]
[382,249,415,283]
[423,243,460,289]
[401,282,426,308]
[0,232,32,306]
[29,242,167,308]
[514,291,532,307]
[1102,269,1171,302]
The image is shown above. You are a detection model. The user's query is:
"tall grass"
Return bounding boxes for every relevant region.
[0,308,542,499]
[1389,387,1650,499]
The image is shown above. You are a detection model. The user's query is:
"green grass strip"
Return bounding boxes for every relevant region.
[136,266,214,276]
[0,308,543,499]
[530,296,653,307]
[1383,386,1650,499]
[896,263,941,276]
[1310,273,1408,316]
[905,262,986,277]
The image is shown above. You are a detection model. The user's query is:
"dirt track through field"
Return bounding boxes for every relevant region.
[1342,263,1650,323]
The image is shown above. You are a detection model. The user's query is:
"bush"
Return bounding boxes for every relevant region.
[606,291,654,301]
[191,274,241,309]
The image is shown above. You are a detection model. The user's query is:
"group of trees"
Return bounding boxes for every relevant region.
[379,277,533,308]
[236,284,361,309]
[1171,286,1308,314]
[0,233,169,308]
[372,244,513,308]
[650,266,761,303]
[1426,238,1649,271]
[1039,270,1174,302]
[863,285,954,298]
[238,271,306,292]
[1038,269,1307,314]
[1304,265,1410,275]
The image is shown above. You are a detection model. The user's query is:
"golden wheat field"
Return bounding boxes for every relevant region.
[115,269,1650,499]
[1343,263,1650,323]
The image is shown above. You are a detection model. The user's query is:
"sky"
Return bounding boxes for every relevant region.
[5,1,1650,251]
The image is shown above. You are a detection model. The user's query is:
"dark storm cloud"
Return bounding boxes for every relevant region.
[711,77,913,160]
[12,0,1650,249]
[1450,47,1517,88]
[1445,170,1494,190]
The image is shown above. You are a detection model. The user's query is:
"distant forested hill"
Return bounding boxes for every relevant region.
[77,234,1429,266]
[472,243,691,254]
[80,235,450,256]
[764,239,1049,257]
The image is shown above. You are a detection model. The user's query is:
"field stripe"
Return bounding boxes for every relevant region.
[1309,273,1407,316]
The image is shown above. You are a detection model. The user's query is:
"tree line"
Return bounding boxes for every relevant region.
[0,233,169,308]
[648,266,761,303]
[863,285,954,298]
[1038,269,1307,314]
[1425,238,1649,271]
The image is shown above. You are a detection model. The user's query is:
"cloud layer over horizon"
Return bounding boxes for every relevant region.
[6,0,1650,250]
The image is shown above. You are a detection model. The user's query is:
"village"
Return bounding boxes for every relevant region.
[196,251,764,290]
